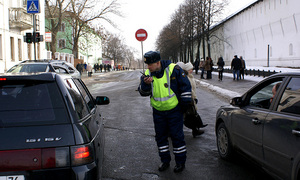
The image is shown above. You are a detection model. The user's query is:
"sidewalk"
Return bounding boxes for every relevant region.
[193,66,300,101]
[193,71,262,101]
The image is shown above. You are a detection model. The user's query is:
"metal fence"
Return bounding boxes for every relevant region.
[215,68,280,78]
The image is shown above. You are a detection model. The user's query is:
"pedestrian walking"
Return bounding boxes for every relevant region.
[104,64,107,72]
[217,57,225,81]
[239,56,246,80]
[138,51,192,173]
[231,55,242,80]
[87,63,93,77]
[194,58,200,74]
[204,57,213,79]
[199,58,205,79]
[183,62,207,137]
[100,64,103,72]
[76,62,83,75]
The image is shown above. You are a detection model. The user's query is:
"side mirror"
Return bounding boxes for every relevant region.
[230,97,243,107]
[95,96,110,105]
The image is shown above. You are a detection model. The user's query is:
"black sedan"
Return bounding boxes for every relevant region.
[215,72,300,180]
[0,72,109,180]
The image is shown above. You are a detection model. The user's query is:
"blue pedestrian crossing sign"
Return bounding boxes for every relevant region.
[27,0,39,14]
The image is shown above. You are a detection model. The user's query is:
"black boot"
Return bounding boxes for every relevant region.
[174,164,185,173]
[192,129,204,138]
[200,124,208,128]
[158,162,170,171]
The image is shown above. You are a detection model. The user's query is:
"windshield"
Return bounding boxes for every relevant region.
[0,80,69,127]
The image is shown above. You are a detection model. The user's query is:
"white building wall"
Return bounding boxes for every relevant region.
[210,0,300,67]
[0,0,46,73]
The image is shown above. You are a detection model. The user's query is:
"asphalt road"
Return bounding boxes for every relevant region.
[82,70,273,180]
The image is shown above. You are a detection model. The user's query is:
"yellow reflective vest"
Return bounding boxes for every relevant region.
[145,63,179,111]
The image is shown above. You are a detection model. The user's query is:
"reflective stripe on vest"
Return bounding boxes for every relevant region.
[145,63,178,111]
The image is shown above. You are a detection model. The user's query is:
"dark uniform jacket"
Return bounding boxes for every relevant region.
[138,60,192,110]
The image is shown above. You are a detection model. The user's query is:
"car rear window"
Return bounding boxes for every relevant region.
[10,64,48,73]
[0,80,69,127]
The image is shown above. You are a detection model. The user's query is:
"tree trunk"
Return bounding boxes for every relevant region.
[73,38,79,59]
[202,33,206,59]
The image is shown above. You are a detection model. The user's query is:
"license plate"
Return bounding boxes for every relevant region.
[0,175,24,180]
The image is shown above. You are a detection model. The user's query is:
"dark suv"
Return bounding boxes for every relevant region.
[215,72,300,180]
[0,72,109,179]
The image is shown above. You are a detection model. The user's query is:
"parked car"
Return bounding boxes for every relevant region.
[49,60,81,78]
[215,72,300,180]
[6,60,81,78]
[0,72,109,179]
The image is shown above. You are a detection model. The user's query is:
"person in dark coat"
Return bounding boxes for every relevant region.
[193,58,200,74]
[239,56,246,80]
[231,55,242,80]
[217,57,225,81]
[76,62,83,75]
[100,64,103,72]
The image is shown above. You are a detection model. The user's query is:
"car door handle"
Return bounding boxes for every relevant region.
[292,130,300,136]
[252,118,262,125]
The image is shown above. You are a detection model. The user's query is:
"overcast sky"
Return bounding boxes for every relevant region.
[105,0,256,58]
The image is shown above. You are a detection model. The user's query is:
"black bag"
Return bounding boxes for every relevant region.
[184,105,205,129]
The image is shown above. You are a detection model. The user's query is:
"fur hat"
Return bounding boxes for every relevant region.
[176,62,185,68]
[184,62,193,71]
[144,51,161,64]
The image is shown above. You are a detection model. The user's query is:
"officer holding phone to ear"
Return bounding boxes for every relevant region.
[138,51,192,173]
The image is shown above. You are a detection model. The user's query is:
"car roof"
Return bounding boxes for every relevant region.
[269,72,300,77]
[0,72,76,81]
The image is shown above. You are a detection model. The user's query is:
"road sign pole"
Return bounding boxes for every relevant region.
[141,41,144,73]
[33,14,36,60]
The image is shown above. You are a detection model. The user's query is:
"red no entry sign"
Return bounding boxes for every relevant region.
[135,29,148,42]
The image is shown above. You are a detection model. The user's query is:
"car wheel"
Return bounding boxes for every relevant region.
[217,122,234,160]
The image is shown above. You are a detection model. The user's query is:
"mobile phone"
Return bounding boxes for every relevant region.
[140,71,149,77]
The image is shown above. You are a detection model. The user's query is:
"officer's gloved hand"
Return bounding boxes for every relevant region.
[194,99,198,104]
[181,103,192,113]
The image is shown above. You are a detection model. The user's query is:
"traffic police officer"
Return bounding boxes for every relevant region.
[138,51,192,173]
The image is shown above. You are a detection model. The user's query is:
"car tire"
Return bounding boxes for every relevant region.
[217,122,234,160]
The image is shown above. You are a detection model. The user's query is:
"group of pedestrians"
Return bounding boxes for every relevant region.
[198,57,214,79]
[231,55,246,81]
[93,63,112,73]
[194,55,246,81]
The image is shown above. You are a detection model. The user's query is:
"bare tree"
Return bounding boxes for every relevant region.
[103,33,124,65]
[45,0,71,58]
[66,0,121,58]
[156,0,228,62]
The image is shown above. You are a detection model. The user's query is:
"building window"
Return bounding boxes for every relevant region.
[58,39,66,49]
[10,37,15,61]
[59,23,65,32]
[289,43,293,56]
[18,39,22,61]
[0,34,2,60]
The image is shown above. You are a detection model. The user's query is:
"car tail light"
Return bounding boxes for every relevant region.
[0,78,6,81]
[71,144,94,166]
[42,147,70,169]
[0,148,70,172]
[0,149,41,172]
